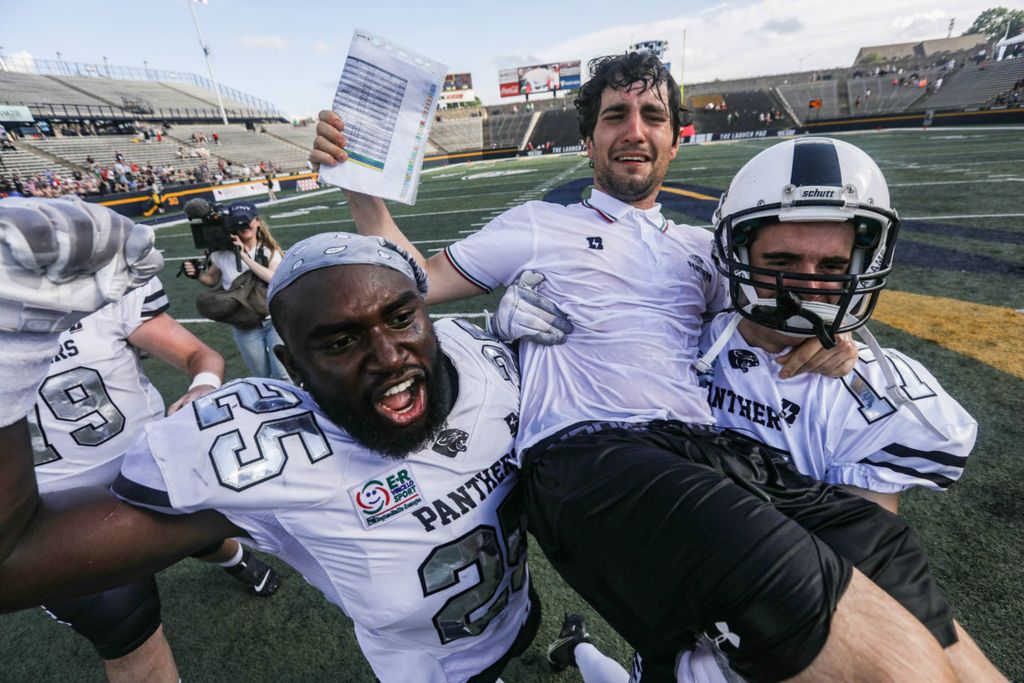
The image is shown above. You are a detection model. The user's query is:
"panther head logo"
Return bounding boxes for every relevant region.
[728,349,760,373]
[432,428,469,458]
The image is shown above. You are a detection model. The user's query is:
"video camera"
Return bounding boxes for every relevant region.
[183,197,245,251]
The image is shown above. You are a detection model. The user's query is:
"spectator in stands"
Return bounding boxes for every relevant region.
[212,132,220,145]
[182,202,289,381]
[115,151,125,164]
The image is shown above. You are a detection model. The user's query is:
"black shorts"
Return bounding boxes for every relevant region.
[522,420,954,683]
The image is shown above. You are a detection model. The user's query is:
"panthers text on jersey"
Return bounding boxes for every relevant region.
[698,313,976,493]
[114,319,531,683]
[30,278,169,494]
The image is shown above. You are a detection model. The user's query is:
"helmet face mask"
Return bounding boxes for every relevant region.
[713,137,900,347]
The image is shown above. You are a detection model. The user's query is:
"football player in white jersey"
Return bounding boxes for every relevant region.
[310,53,976,682]
[0,214,538,683]
[16,210,281,683]
[537,139,1003,681]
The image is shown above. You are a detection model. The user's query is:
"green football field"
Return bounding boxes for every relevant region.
[2,127,1022,682]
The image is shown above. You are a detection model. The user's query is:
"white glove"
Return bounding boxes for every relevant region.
[487,270,573,345]
[0,198,164,427]
[0,197,163,333]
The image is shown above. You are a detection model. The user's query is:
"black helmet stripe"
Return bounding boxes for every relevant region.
[790,139,842,187]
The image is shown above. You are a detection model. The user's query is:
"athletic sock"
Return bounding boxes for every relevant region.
[575,643,631,683]
[217,543,245,568]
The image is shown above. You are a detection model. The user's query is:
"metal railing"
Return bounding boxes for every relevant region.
[0,100,283,123]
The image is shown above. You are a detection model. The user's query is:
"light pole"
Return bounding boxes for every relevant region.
[103,55,109,77]
[56,51,64,76]
[143,59,149,80]
[186,0,229,125]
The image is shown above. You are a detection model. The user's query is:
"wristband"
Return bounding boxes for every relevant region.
[189,372,222,391]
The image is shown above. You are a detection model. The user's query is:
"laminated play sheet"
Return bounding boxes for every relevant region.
[318,29,447,205]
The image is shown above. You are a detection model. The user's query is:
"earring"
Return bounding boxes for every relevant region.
[588,159,595,169]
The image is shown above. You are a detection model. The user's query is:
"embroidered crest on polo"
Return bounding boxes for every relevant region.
[504,412,519,437]
[349,465,424,530]
[586,236,604,250]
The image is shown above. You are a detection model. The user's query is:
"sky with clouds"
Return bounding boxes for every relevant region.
[0,0,1010,119]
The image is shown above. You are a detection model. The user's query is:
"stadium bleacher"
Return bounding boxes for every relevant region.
[165,124,309,171]
[0,68,280,121]
[845,72,938,115]
[47,76,214,113]
[261,122,316,150]
[425,117,483,154]
[912,58,1024,111]
[0,144,78,177]
[0,71,106,108]
[482,111,534,149]
[688,90,793,133]
[23,134,212,174]
[776,81,843,121]
[526,110,579,149]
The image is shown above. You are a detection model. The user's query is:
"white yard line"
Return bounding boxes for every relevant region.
[889,178,1024,187]
[904,212,1024,220]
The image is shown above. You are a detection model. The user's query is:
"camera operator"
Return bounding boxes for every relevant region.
[183,201,289,380]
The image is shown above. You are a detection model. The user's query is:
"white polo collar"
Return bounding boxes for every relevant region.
[582,188,668,232]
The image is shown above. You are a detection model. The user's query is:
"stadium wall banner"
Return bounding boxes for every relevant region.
[422,147,519,169]
[684,128,796,145]
[440,89,477,103]
[499,61,581,97]
[441,72,476,104]
[523,144,585,156]
[0,105,34,122]
[213,179,281,202]
[88,173,320,219]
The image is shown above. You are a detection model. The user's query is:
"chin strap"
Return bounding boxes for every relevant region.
[855,325,950,442]
[695,314,950,443]
[694,313,742,374]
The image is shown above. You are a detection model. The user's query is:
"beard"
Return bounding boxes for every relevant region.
[313,346,454,460]
[594,160,661,204]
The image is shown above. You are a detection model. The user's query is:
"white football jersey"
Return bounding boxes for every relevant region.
[30,278,169,494]
[115,319,530,683]
[698,314,976,493]
[446,190,728,453]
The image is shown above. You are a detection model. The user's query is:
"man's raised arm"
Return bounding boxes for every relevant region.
[0,198,238,611]
[311,110,484,304]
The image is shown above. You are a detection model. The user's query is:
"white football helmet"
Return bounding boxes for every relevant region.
[712,137,899,347]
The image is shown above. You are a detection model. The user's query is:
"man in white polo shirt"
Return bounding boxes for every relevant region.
[311,53,964,682]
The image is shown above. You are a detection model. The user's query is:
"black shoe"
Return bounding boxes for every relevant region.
[546,613,593,672]
[224,549,280,596]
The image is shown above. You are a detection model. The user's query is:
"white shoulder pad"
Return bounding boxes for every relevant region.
[146,378,353,512]
[830,347,977,491]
